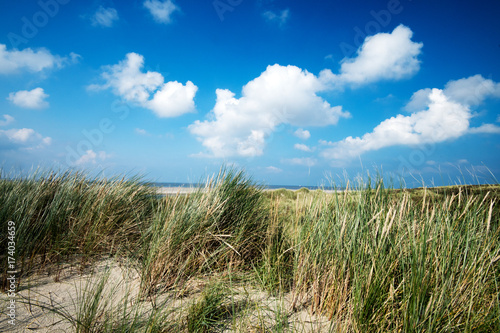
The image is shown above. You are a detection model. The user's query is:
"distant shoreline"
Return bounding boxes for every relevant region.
[156,186,338,196]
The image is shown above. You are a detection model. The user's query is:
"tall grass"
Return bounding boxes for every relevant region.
[2,167,499,332]
[0,169,156,281]
[137,167,267,296]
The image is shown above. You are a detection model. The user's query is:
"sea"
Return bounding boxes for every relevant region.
[151,182,338,191]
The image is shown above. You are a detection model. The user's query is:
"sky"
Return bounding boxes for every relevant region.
[0,0,499,187]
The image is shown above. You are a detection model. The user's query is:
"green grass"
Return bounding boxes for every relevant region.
[1,167,499,332]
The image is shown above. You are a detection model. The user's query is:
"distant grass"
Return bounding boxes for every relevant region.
[2,167,499,332]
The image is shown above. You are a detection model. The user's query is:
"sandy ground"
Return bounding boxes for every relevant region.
[1,259,333,332]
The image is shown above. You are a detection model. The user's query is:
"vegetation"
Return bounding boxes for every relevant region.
[1,167,499,332]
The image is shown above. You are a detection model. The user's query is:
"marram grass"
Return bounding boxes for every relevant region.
[1,168,499,332]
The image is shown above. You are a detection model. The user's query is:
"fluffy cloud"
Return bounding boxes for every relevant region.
[91,6,119,27]
[147,80,197,117]
[0,44,79,74]
[263,9,290,27]
[189,64,349,157]
[144,0,179,24]
[322,75,500,160]
[320,25,422,87]
[294,128,310,140]
[294,143,313,152]
[406,75,500,112]
[468,124,500,134]
[8,88,49,109]
[90,53,197,117]
[74,150,109,166]
[0,128,51,149]
[0,115,14,126]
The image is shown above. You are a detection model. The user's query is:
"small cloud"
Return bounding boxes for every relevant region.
[75,150,109,166]
[135,128,150,136]
[266,166,282,173]
[91,52,197,118]
[426,160,437,166]
[0,114,14,126]
[283,157,316,167]
[91,6,119,28]
[457,159,469,164]
[294,128,310,140]
[8,88,49,109]
[468,123,500,134]
[318,139,334,146]
[0,44,77,74]
[0,127,51,149]
[262,8,290,27]
[496,114,500,123]
[294,143,313,152]
[144,0,179,24]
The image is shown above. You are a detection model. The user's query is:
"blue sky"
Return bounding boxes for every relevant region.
[1,0,499,187]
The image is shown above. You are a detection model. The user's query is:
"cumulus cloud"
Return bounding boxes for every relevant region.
[189,64,349,157]
[8,88,49,109]
[147,80,197,117]
[0,115,14,126]
[74,150,109,166]
[320,25,422,87]
[91,6,119,27]
[0,127,51,149]
[263,8,290,27]
[90,52,197,117]
[144,0,179,24]
[294,128,310,140]
[0,44,79,74]
[322,75,500,160]
[294,143,313,152]
[406,75,500,112]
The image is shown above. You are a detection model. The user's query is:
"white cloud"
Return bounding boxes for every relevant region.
[406,75,500,112]
[144,0,179,24]
[147,80,197,117]
[322,75,500,160]
[284,157,317,167]
[443,74,500,106]
[90,52,197,117]
[8,88,49,109]
[294,143,312,152]
[91,6,119,27]
[265,166,282,173]
[294,128,310,140]
[468,124,500,134]
[0,115,14,126]
[263,8,290,27]
[320,25,422,87]
[0,44,78,74]
[189,64,349,157]
[75,150,109,166]
[0,128,51,149]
